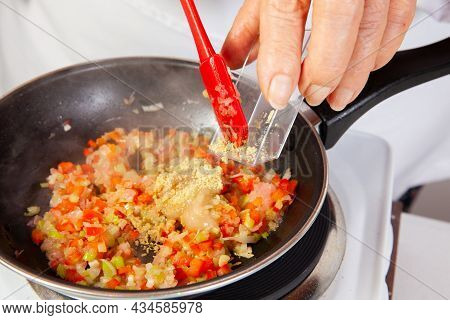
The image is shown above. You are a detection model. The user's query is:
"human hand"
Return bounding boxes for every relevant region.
[221,0,416,111]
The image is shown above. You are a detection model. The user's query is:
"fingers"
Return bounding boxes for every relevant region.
[258,0,310,109]
[327,0,390,110]
[374,0,416,70]
[221,0,260,69]
[299,0,364,107]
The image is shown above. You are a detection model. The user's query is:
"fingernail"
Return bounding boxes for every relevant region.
[268,74,293,109]
[329,88,354,111]
[305,84,332,106]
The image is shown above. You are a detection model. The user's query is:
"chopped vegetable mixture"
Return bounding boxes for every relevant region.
[30,129,297,290]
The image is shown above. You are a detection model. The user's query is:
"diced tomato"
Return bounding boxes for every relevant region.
[271,189,285,202]
[259,217,268,233]
[106,278,120,289]
[233,176,254,193]
[172,241,182,252]
[128,229,139,241]
[83,148,93,156]
[246,197,263,211]
[175,268,187,281]
[250,210,261,224]
[95,137,106,147]
[58,162,75,174]
[190,243,201,255]
[213,241,224,250]
[115,210,126,219]
[220,224,235,237]
[64,182,75,194]
[54,199,77,214]
[137,193,152,204]
[87,139,97,148]
[67,184,84,196]
[200,258,214,274]
[86,226,103,236]
[83,209,102,222]
[287,180,298,194]
[206,269,218,280]
[56,221,76,233]
[217,264,231,276]
[220,183,230,194]
[252,197,263,206]
[126,258,141,266]
[110,175,122,186]
[279,179,290,192]
[251,165,264,174]
[198,240,213,252]
[272,174,281,185]
[117,265,132,275]
[65,251,82,265]
[49,260,59,269]
[185,258,204,278]
[81,164,94,174]
[173,252,191,267]
[163,240,173,248]
[31,229,45,245]
[65,269,84,283]
[93,199,107,212]
[69,239,82,248]
[219,162,230,175]
[107,130,122,142]
[228,193,239,206]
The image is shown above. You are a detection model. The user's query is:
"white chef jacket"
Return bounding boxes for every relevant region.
[0,0,449,199]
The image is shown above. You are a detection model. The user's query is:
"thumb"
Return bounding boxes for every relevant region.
[258,0,309,109]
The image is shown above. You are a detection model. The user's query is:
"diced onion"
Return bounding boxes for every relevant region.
[24,206,40,216]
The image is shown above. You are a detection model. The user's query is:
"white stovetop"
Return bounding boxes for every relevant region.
[0,130,394,299]
[393,213,450,299]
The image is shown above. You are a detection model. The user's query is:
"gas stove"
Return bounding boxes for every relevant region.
[0,130,394,299]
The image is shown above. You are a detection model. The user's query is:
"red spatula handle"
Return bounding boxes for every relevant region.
[180,0,215,62]
[180,0,249,145]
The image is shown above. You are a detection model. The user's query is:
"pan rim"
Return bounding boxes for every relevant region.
[0,56,328,299]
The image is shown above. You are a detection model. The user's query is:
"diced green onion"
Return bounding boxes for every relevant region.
[111,256,125,268]
[241,210,254,230]
[56,264,66,278]
[104,212,119,224]
[37,219,44,230]
[239,195,250,207]
[48,230,63,239]
[101,260,117,278]
[82,249,97,262]
[194,230,209,243]
[261,232,269,239]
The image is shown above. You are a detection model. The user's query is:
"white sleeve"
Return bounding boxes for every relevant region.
[417,0,450,22]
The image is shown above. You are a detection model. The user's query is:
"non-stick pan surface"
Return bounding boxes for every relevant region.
[0,57,327,298]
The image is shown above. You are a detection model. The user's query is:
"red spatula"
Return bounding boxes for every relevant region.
[180,0,248,146]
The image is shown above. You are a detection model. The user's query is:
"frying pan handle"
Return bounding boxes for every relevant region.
[311,37,450,149]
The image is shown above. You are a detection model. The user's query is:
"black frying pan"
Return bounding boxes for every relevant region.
[0,38,448,298]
